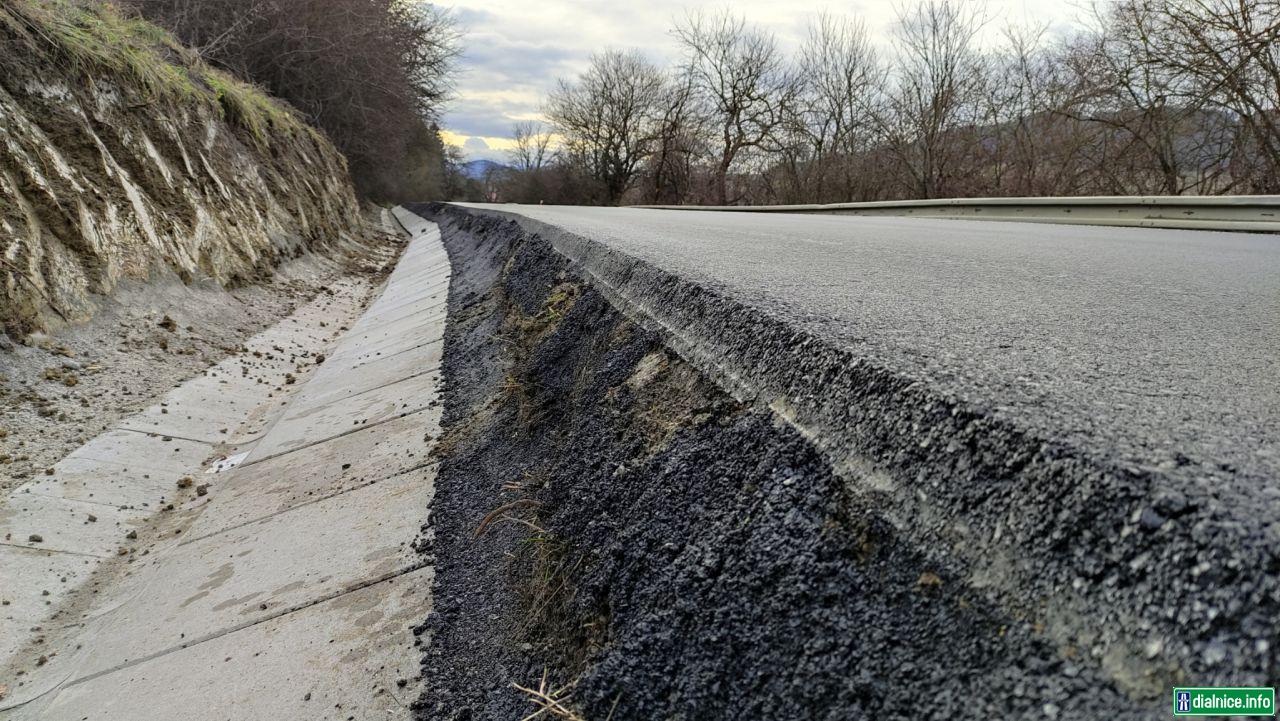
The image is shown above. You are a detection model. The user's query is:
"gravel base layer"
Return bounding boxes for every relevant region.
[411,207,1156,720]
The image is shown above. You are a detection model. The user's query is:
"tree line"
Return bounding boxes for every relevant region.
[485,0,1280,206]
[124,0,459,202]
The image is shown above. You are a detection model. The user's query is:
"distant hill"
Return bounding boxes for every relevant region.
[459,159,509,180]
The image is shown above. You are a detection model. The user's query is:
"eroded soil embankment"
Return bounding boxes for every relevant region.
[412,205,1145,721]
[0,1,362,337]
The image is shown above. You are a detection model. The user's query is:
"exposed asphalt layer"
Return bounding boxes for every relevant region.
[411,203,1279,718]
[454,204,1279,485]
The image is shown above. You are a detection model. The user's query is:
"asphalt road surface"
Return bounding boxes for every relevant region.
[457,203,1279,486]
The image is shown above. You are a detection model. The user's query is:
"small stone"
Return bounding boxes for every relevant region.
[86,514,97,523]
[27,534,42,543]
[196,484,210,496]
[1153,490,1190,516]
[1139,507,1166,531]
[176,477,193,489]
[125,530,137,540]
[1202,642,1228,666]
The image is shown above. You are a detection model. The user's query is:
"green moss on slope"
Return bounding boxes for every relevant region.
[0,0,310,146]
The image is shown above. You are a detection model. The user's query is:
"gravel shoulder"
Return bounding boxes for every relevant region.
[426,203,1279,702]
[411,205,1152,720]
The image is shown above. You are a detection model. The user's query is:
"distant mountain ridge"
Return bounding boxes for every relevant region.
[459,159,509,180]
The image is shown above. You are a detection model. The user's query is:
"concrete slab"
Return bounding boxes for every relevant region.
[112,276,371,446]
[379,263,444,286]
[20,567,432,721]
[355,281,450,313]
[51,466,433,681]
[248,372,441,463]
[0,545,98,666]
[380,250,443,275]
[0,493,138,557]
[392,206,437,237]
[117,395,269,445]
[20,430,215,508]
[352,290,449,328]
[185,410,440,541]
[377,252,448,280]
[332,314,447,364]
[334,325,446,366]
[292,348,442,410]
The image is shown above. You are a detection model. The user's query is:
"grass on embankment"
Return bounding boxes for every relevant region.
[0,0,315,147]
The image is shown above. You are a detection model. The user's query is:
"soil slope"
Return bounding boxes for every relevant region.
[0,0,361,336]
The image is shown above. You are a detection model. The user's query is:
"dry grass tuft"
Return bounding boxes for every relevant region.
[513,669,586,721]
[475,498,544,537]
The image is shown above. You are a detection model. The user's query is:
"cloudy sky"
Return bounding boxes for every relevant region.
[437,1,1089,163]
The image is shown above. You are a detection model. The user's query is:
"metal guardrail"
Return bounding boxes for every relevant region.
[635,195,1280,232]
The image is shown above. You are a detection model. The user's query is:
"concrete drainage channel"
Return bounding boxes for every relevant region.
[0,209,447,720]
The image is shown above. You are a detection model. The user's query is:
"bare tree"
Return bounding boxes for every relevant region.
[673,11,799,205]
[874,0,987,198]
[646,72,707,204]
[510,121,552,173]
[545,49,665,204]
[1063,2,1204,193]
[1134,0,1280,191]
[797,12,882,201]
